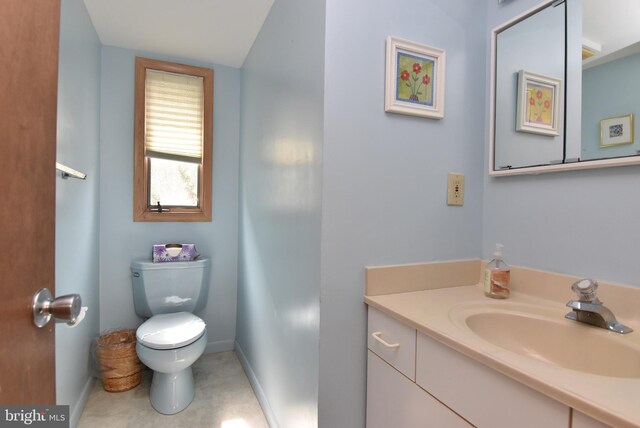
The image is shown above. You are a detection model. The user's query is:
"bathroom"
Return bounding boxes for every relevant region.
[2,0,639,427]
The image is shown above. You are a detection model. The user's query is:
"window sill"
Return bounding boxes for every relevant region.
[133,210,212,222]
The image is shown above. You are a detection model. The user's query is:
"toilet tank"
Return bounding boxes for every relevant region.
[131,258,210,318]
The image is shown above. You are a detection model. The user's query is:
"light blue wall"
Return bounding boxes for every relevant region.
[236,0,325,426]
[320,1,487,426]
[483,0,640,286]
[581,52,640,160]
[55,0,101,426]
[98,46,241,353]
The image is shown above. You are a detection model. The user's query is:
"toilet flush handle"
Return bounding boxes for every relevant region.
[32,288,82,328]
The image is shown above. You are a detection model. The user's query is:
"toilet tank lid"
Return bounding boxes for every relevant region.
[131,257,209,270]
[137,312,206,349]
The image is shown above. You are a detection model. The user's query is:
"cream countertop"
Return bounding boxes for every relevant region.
[364,263,640,428]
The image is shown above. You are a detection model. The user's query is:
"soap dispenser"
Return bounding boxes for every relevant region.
[484,244,510,299]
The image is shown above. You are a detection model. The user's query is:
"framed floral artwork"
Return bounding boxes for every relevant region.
[600,114,634,147]
[516,70,561,136]
[385,36,445,119]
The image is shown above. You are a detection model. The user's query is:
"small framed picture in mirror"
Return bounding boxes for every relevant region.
[516,70,561,136]
[600,114,634,148]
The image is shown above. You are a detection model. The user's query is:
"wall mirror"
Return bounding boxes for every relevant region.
[490,0,640,176]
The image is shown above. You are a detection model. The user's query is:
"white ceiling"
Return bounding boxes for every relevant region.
[582,0,640,68]
[83,0,274,68]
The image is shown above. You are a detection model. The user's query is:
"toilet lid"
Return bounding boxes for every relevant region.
[137,312,206,350]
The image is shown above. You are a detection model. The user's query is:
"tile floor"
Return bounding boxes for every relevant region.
[79,351,269,428]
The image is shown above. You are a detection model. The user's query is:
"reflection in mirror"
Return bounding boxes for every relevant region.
[490,0,640,175]
[581,0,640,161]
[493,2,566,171]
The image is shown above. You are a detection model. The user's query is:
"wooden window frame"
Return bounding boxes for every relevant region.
[134,57,213,222]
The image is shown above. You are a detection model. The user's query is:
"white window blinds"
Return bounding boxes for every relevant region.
[145,69,204,164]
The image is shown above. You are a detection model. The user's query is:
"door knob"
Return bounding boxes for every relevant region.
[32,288,82,328]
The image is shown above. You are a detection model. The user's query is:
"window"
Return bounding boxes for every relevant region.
[134,57,213,221]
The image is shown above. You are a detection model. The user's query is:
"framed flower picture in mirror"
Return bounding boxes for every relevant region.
[385,36,446,119]
[516,70,561,136]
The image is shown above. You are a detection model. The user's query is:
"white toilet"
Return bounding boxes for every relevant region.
[131,258,210,414]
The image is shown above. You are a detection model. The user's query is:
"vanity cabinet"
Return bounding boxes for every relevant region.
[367,307,611,428]
[367,351,472,428]
[572,411,611,428]
[415,332,570,428]
[367,306,417,380]
[366,308,471,428]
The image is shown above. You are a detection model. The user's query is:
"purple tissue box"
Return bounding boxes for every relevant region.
[152,244,199,263]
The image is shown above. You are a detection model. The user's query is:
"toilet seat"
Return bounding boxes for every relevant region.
[137,312,206,350]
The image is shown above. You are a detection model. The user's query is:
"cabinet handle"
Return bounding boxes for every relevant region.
[371,331,400,348]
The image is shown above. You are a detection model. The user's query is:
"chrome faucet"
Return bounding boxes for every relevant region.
[565,279,633,334]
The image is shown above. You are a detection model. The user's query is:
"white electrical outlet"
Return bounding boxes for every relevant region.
[447,173,464,206]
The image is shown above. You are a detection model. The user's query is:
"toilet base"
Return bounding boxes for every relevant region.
[136,331,207,415]
[149,367,195,414]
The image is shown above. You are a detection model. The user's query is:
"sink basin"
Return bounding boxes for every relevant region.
[461,310,640,378]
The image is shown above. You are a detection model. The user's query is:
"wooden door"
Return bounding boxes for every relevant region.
[0,0,61,404]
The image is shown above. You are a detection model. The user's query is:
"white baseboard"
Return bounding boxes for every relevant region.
[69,376,95,428]
[235,341,279,428]
[205,339,235,354]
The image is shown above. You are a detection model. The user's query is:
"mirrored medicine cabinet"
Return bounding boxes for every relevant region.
[490,0,640,176]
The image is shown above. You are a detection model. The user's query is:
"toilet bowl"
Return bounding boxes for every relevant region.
[136,312,207,414]
[131,258,211,415]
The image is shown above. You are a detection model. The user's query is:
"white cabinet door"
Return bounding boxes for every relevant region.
[415,333,570,428]
[367,350,472,428]
[572,410,611,428]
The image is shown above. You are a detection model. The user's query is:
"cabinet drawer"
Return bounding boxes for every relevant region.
[367,350,472,428]
[367,307,416,381]
[416,332,570,428]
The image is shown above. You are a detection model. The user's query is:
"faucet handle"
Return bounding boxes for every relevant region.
[571,278,599,302]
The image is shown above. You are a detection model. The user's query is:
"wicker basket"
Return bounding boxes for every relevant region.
[96,329,142,392]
